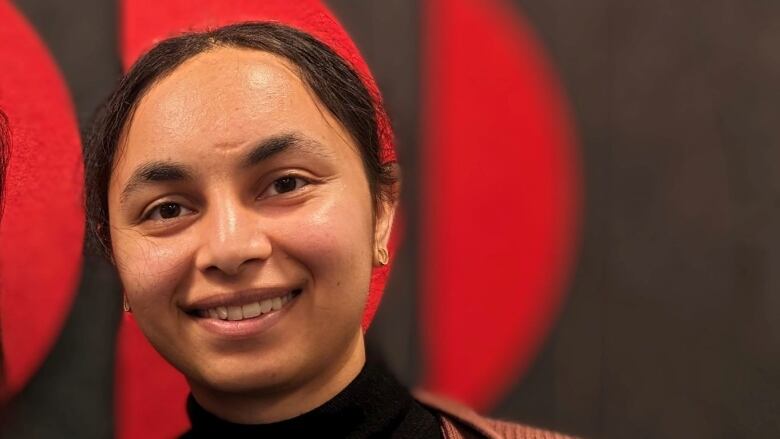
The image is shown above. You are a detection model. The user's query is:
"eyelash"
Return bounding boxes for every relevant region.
[141,175,312,222]
[143,201,194,222]
[259,175,311,198]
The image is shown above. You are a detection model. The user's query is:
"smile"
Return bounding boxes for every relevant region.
[197,290,299,321]
[186,288,303,339]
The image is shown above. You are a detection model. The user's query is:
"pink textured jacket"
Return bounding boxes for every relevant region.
[415,391,577,439]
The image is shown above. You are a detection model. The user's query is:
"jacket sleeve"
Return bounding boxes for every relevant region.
[413,389,578,439]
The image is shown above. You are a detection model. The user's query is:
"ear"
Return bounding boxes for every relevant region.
[373,163,400,266]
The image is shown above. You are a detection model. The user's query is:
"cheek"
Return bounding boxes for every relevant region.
[111,228,193,308]
[278,195,374,298]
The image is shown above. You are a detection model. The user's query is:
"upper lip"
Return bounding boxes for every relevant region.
[182,287,301,312]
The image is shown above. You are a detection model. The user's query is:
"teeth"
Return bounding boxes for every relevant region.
[202,292,295,321]
[242,302,261,319]
[260,298,272,314]
[227,306,243,321]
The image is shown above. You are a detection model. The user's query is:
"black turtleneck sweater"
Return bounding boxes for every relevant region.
[181,359,443,438]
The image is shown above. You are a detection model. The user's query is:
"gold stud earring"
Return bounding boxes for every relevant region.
[122,294,131,313]
[377,248,389,266]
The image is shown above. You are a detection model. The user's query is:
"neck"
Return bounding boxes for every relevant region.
[189,330,366,424]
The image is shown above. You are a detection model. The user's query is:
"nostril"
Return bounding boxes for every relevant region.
[197,231,271,276]
[203,256,265,278]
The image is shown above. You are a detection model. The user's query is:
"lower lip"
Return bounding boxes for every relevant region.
[191,293,299,339]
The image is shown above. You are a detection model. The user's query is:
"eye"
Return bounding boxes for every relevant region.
[145,202,194,221]
[263,176,309,197]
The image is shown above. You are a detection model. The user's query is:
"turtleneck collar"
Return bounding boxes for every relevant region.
[182,358,442,438]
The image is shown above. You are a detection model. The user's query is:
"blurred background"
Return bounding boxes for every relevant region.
[2,0,780,438]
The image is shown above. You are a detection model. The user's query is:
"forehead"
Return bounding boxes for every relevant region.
[119,47,349,165]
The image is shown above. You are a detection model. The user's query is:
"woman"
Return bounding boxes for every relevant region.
[86,20,569,439]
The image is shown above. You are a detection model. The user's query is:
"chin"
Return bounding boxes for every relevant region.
[187,354,305,395]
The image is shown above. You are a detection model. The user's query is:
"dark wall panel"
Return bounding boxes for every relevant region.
[500,1,780,437]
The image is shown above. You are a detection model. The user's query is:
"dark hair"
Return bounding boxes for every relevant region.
[0,109,9,219]
[86,22,396,258]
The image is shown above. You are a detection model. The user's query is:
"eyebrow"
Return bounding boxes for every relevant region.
[120,162,193,204]
[241,132,328,169]
[119,133,328,204]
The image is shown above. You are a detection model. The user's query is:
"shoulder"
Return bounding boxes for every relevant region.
[413,389,578,439]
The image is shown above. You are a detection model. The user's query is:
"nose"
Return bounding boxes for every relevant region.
[195,197,272,277]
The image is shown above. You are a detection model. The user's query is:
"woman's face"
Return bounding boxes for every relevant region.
[107,47,393,399]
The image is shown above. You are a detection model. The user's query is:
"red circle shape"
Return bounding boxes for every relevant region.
[420,0,582,410]
[0,2,84,398]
